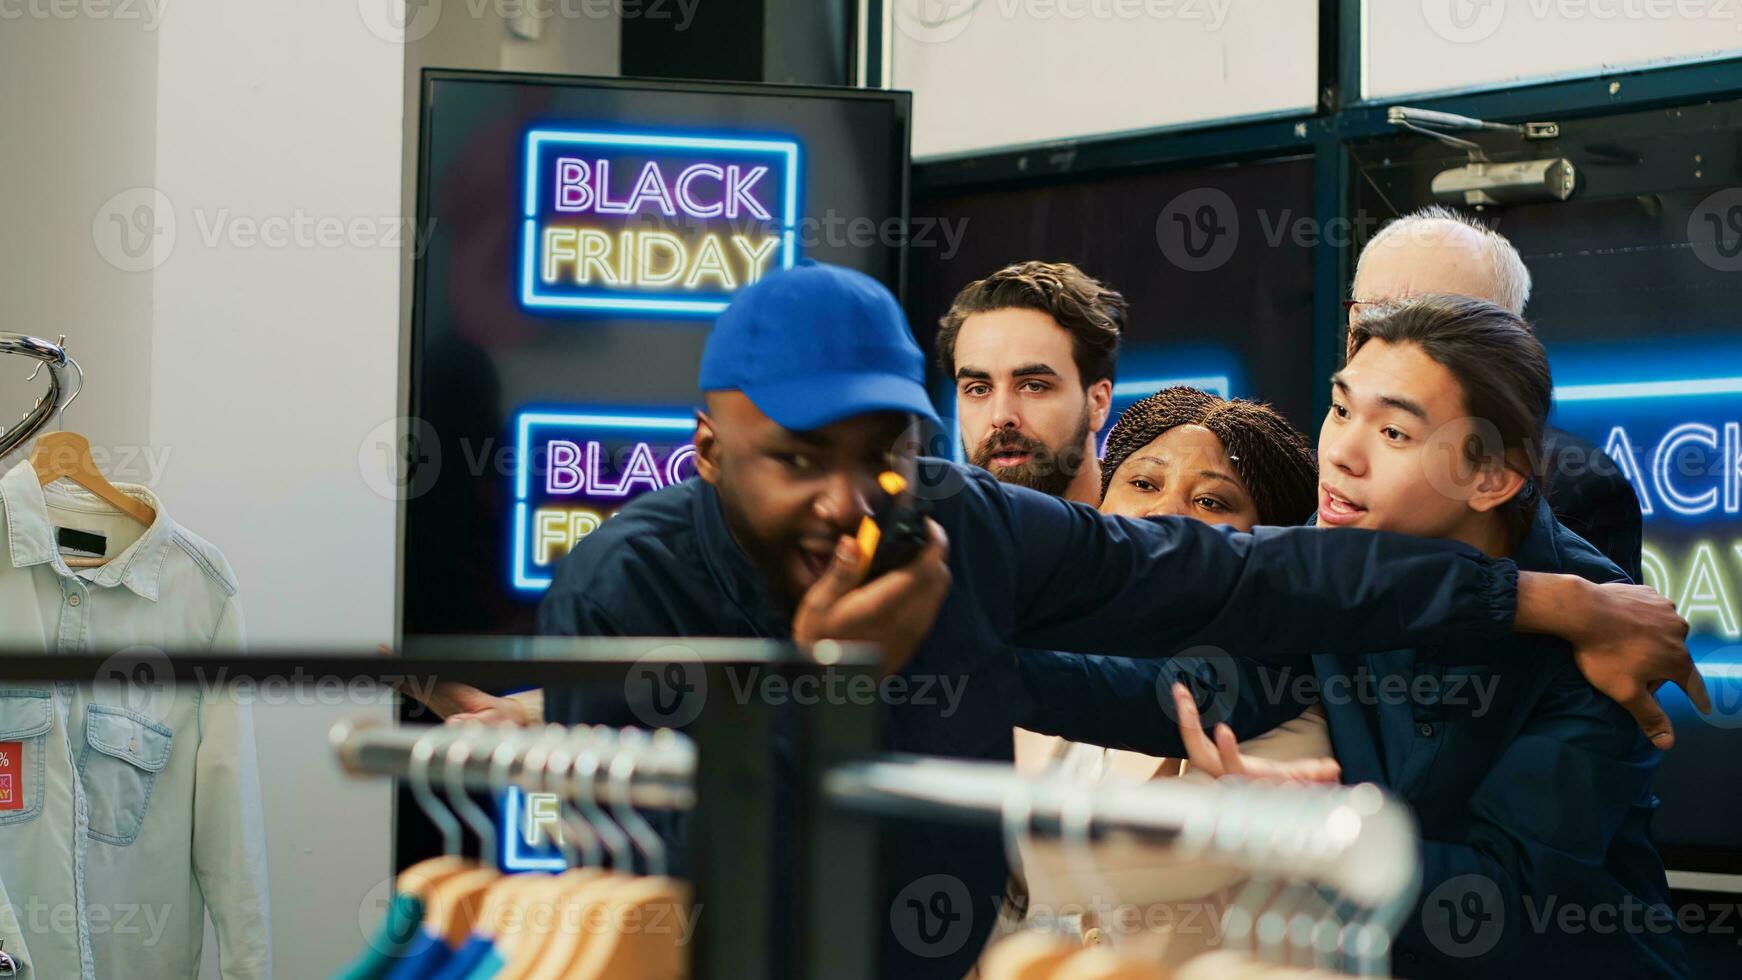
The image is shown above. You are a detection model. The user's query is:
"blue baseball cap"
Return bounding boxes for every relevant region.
[698,260,940,431]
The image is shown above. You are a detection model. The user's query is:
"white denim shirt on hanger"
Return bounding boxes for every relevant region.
[0,459,271,979]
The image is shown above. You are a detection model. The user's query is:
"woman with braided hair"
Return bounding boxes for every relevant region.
[1015,385,1334,786]
[1097,386,1319,530]
[991,388,1336,970]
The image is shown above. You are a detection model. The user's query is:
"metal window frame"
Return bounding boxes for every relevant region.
[898,3,1742,420]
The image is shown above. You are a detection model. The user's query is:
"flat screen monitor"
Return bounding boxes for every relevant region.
[906,156,1321,462]
[402,71,910,636]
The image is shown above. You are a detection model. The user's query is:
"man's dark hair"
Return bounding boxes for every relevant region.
[936,261,1126,387]
[1100,386,1318,526]
[1348,294,1552,536]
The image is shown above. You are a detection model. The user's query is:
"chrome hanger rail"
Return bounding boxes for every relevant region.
[0,333,81,459]
[826,755,1422,976]
[328,718,699,812]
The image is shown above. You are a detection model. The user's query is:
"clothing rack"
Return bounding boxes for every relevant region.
[329,718,699,813]
[825,756,1423,977]
[0,642,889,980]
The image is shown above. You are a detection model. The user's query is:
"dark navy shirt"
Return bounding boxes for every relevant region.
[1542,425,1645,584]
[1024,495,1688,979]
[540,459,1519,980]
[1360,499,1683,978]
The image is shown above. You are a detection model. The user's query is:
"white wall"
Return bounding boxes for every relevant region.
[152,5,404,644]
[1368,0,1742,99]
[136,3,620,975]
[0,6,395,975]
[150,3,406,976]
[0,10,158,470]
[499,5,622,75]
[3,2,624,976]
[892,0,1318,159]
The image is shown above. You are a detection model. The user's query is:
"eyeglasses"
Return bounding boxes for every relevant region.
[1341,298,1387,322]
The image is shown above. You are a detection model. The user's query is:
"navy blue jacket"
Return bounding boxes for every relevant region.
[540,459,1520,980]
[1542,425,1645,584]
[1023,496,1687,978]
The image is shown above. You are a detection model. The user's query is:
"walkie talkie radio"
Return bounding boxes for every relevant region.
[856,470,929,581]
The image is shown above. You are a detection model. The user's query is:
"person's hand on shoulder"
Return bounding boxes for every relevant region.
[1519,573,1709,749]
[792,518,951,676]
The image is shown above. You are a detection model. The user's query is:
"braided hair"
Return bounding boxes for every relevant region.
[1100,387,1318,526]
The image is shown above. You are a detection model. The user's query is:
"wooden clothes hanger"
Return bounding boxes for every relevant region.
[31,432,156,566]
[500,733,626,980]
[517,873,629,980]
[531,729,692,980]
[982,931,1079,980]
[14,346,155,567]
[563,876,690,980]
[1170,950,1315,979]
[1051,948,1171,980]
[490,873,599,980]
[475,872,553,939]
[426,868,499,948]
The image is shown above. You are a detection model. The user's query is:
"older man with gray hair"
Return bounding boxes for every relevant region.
[1346,205,1644,581]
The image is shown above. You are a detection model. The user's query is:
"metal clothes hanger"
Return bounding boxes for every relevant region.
[980,782,1078,980]
[1231,782,1335,974]
[551,729,604,871]
[425,725,505,947]
[494,727,589,980]
[608,729,669,878]
[397,727,474,902]
[1042,787,1166,980]
[519,731,641,980]
[826,759,1420,979]
[476,729,559,944]
[502,727,622,980]
[569,729,633,873]
[633,728,693,876]
[532,729,582,869]
[327,719,703,977]
[446,724,499,861]
[572,732,691,980]
[0,333,71,460]
[1170,784,1279,980]
[1253,880,1311,967]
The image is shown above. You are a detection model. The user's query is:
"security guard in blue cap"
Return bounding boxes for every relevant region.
[440,260,1703,980]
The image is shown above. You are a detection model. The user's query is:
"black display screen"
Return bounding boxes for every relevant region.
[906,155,1320,456]
[402,71,909,635]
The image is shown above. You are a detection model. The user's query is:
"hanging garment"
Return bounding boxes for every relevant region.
[0,460,246,650]
[384,937,452,980]
[0,874,24,979]
[0,460,270,979]
[429,934,496,980]
[461,944,506,980]
[334,893,434,980]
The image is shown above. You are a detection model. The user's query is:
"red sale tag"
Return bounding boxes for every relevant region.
[0,741,20,810]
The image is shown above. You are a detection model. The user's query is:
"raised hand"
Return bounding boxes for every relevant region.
[1171,683,1341,783]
